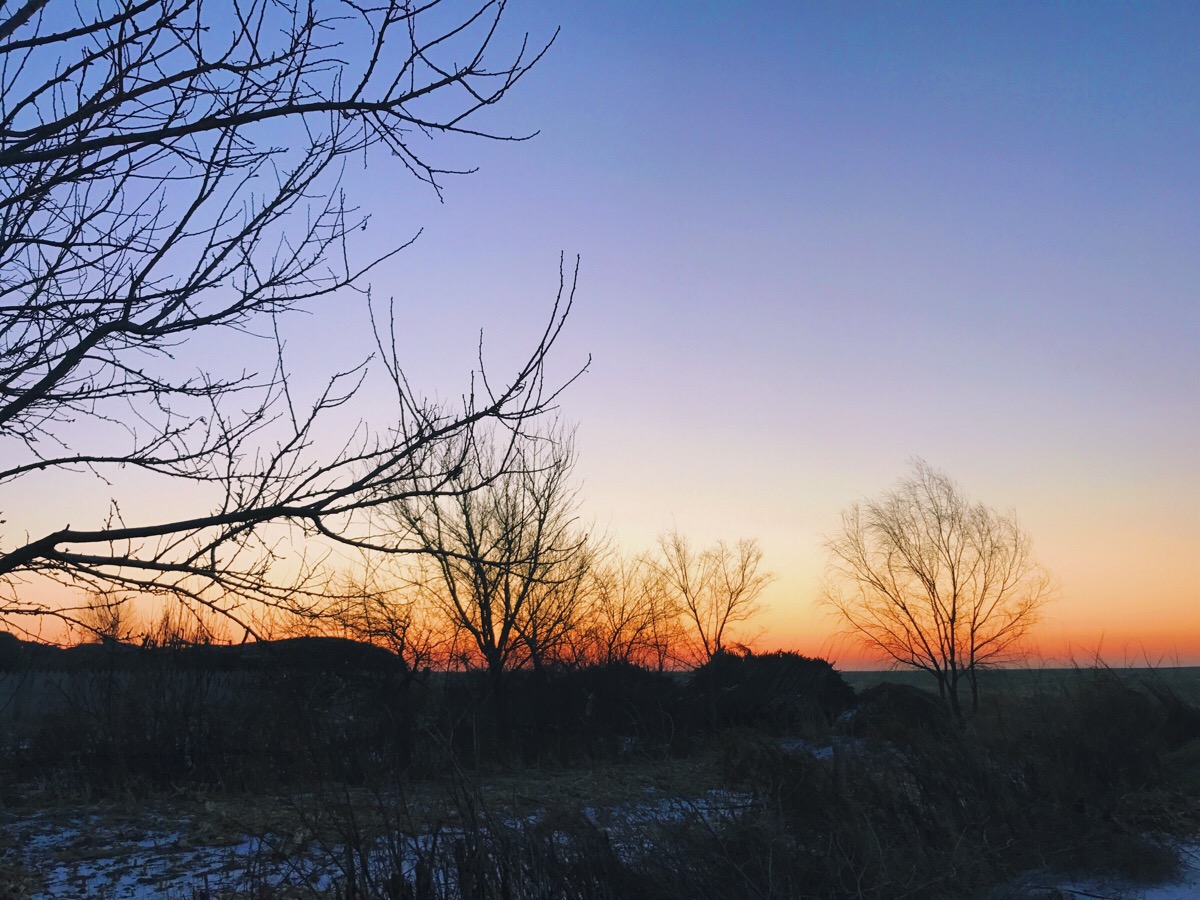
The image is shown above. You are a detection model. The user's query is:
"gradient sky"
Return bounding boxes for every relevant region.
[288,1,1199,664]
[16,2,1199,662]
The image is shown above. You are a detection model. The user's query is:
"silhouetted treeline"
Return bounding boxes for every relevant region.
[0,631,404,676]
[0,633,854,789]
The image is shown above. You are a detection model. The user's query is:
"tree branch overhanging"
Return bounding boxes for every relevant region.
[0,0,582,629]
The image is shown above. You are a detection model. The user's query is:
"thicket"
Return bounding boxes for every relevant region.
[0,638,856,789]
[285,667,1200,900]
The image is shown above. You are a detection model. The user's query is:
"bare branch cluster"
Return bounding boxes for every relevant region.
[383,422,592,686]
[571,551,683,671]
[824,459,1053,716]
[657,531,772,663]
[0,0,574,631]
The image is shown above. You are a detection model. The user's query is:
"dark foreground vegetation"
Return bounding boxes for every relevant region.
[1,635,1198,899]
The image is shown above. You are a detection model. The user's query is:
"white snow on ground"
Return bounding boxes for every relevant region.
[1004,843,1200,900]
[4,791,1197,899]
[582,787,753,829]
[1,806,343,899]
[0,789,756,899]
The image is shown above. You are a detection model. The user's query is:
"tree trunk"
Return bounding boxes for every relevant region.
[947,670,964,722]
[486,653,510,746]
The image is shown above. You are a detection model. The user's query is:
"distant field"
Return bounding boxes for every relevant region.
[842,665,1200,703]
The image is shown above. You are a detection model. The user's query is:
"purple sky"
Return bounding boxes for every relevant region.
[13,2,1198,660]
[298,1,1196,661]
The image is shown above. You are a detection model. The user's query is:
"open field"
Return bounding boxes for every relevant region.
[0,645,1197,898]
[845,666,1200,703]
[3,756,1198,899]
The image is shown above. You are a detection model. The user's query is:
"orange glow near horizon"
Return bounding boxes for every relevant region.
[28,601,1200,670]
[11,511,1200,674]
[754,626,1200,672]
[749,592,1200,670]
[744,561,1200,671]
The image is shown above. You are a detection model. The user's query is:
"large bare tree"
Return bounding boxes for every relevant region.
[657,531,771,663]
[0,0,577,634]
[385,424,591,698]
[824,459,1053,717]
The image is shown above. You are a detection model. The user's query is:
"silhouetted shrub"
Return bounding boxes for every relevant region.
[234,635,407,677]
[992,668,1179,826]
[0,631,23,672]
[1141,670,1200,747]
[531,662,686,759]
[841,681,954,744]
[1,633,416,790]
[690,648,856,732]
[430,664,687,767]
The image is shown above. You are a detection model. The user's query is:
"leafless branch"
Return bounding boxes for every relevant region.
[0,0,579,630]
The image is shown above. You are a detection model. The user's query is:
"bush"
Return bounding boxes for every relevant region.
[3,635,416,791]
[430,664,687,767]
[840,681,954,744]
[690,648,856,733]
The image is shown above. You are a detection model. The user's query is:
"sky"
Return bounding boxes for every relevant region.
[10,1,1199,663]
[360,0,1198,666]
[303,0,1197,665]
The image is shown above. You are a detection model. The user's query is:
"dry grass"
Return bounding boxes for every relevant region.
[1,661,1197,898]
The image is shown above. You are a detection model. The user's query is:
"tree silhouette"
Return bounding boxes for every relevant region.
[824,459,1052,717]
[657,531,771,663]
[0,0,577,634]
[386,424,591,703]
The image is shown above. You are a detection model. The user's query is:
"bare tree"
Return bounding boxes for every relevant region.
[574,551,683,670]
[386,424,590,701]
[823,459,1053,718]
[78,592,140,645]
[657,531,771,663]
[307,554,438,678]
[0,0,577,633]
[138,597,227,648]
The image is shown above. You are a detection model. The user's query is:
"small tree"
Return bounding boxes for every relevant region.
[313,555,438,680]
[387,425,590,706]
[657,531,771,663]
[574,551,683,670]
[824,459,1052,718]
[79,593,140,644]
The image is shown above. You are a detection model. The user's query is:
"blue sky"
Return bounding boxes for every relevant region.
[14,1,1195,659]
[283,0,1200,660]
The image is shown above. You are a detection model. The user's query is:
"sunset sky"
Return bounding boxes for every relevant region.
[13,2,1198,663]
[332,0,1195,666]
